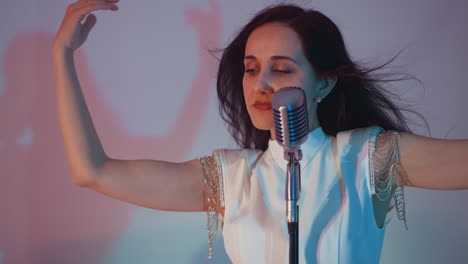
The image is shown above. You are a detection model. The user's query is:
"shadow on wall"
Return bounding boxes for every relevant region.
[0,0,222,262]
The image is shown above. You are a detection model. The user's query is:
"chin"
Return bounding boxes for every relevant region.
[251,118,274,131]
[247,108,274,130]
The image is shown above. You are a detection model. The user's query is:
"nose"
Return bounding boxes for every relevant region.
[254,70,274,94]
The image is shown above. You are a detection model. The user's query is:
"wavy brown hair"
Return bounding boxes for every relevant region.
[217,4,418,150]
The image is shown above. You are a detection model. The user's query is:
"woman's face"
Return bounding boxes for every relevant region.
[243,22,323,138]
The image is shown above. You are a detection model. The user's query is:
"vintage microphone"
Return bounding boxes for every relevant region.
[272,87,309,264]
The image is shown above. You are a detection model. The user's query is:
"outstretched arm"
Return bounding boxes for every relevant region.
[53,0,208,212]
[398,132,468,190]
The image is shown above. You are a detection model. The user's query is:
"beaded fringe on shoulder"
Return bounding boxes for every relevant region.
[369,127,412,230]
[198,150,224,262]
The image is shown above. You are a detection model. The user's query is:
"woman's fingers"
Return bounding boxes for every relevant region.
[71,2,118,22]
[72,0,119,9]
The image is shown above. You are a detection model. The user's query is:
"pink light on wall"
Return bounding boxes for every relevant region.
[0,0,222,263]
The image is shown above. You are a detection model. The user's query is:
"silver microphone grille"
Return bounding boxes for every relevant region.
[272,87,309,150]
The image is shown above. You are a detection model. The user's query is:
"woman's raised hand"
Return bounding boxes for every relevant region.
[54,0,119,51]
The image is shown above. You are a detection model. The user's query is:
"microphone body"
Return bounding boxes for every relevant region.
[272,87,309,158]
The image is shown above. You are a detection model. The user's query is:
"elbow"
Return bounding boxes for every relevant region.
[71,171,98,188]
[70,157,109,188]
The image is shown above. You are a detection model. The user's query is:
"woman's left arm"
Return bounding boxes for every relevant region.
[398,132,468,190]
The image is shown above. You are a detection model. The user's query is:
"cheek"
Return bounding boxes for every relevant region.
[301,76,318,98]
[278,74,307,90]
[242,80,253,102]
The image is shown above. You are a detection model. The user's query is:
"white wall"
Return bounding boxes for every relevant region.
[1,0,467,263]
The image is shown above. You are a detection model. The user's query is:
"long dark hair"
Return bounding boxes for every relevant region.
[217,4,416,150]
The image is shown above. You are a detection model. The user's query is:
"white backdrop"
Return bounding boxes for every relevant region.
[1,0,468,263]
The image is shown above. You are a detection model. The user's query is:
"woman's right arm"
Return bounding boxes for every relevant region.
[53,0,207,212]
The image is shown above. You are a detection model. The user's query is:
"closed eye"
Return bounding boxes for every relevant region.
[273,69,291,73]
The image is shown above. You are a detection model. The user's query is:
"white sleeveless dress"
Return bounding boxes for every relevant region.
[203,126,406,263]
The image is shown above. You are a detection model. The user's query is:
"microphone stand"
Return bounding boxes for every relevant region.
[272,86,308,264]
[285,150,301,264]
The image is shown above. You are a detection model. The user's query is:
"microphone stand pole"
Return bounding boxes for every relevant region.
[285,150,301,264]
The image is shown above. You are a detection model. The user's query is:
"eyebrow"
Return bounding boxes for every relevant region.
[244,55,298,64]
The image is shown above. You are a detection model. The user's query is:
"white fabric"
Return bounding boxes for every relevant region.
[215,126,386,264]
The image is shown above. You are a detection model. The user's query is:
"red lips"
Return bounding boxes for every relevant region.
[253,101,272,110]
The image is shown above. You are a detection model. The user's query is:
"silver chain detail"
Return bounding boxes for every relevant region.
[198,150,224,261]
[369,127,411,230]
